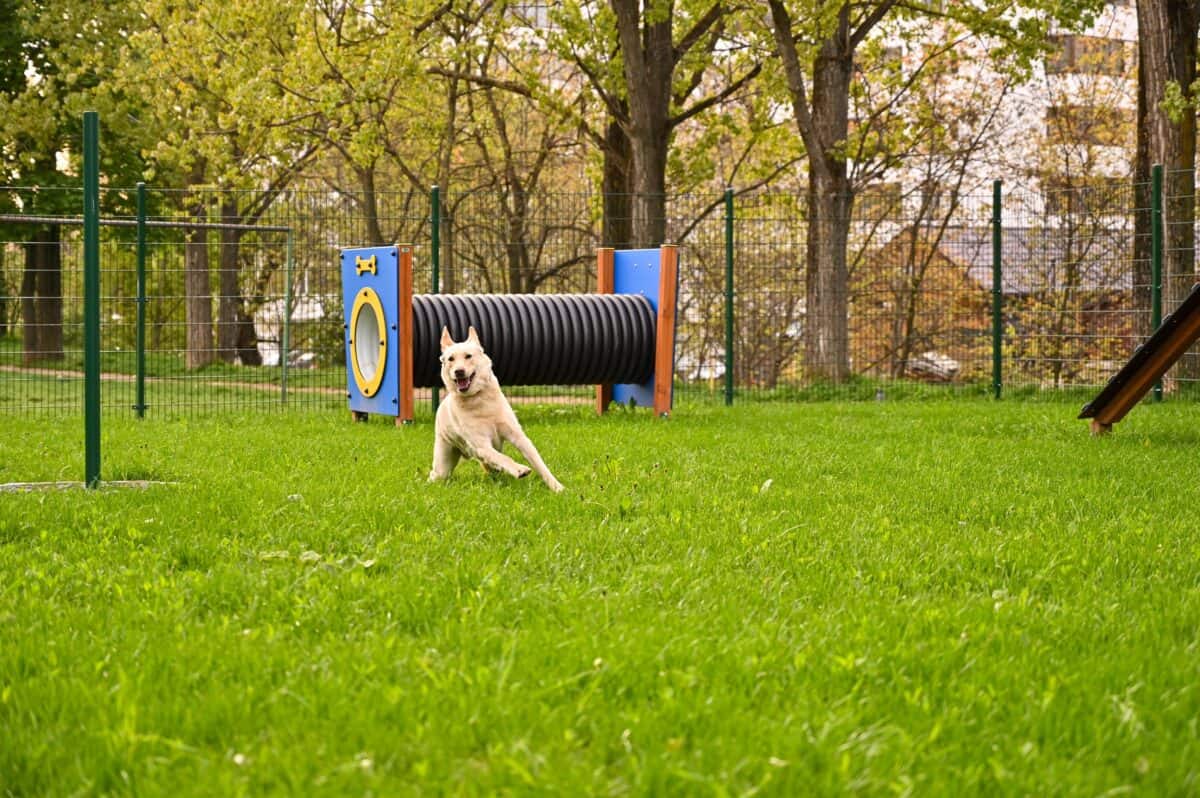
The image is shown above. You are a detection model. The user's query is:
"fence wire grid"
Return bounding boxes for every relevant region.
[2,176,1196,418]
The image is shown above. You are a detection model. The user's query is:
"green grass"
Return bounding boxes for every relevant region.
[1,400,1198,795]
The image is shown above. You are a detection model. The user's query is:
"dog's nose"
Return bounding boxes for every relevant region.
[454,368,466,379]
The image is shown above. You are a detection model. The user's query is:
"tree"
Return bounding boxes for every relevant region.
[765,0,1104,381]
[547,0,761,247]
[0,1,19,335]
[266,1,452,246]
[1,0,69,365]
[1135,0,1199,337]
[447,28,594,293]
[1003,23,1135,387]
[120,0,319,367]
[849,35,1022,383]
[0,0,146,364]
[427,6,637,247]
[419,4,618,292]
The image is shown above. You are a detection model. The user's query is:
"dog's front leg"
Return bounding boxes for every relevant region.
[474,445,532,481]
[507,432,564,493]
[429,435,461,482]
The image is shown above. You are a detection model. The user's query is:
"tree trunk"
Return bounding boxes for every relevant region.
[20,250,38,365]
[436,69,461,295]
[768,0,856,382]
[601,117,633,248]
[804,25,854,382]
[33,227,63,361]
[360,167,386,247]
[893,226,923,379]
[217,196,242,363]
[612,0,672,248]
[1133,50,1153,336]
[185,201,214,370]
[806,174,853,381]
[0,246,8,337]
[441,197,456,295]
[505,186,531,293]
[629,137,668,247]
[21,225,64,364]
[1137,0,1199,311]
[235,310,262,366]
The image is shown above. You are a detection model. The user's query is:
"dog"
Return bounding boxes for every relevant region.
[428,326,564,492]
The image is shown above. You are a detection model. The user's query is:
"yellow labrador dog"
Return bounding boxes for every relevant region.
[429,326,564,492]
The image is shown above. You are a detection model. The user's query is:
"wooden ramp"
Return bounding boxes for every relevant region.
[1079,281,1200,434]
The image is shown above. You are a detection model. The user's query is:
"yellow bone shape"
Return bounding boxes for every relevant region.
[355,254,378,276]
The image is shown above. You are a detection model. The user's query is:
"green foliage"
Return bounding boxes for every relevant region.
[0,0,23,99]
[1159,79,1200,126]
[2,402,1199,793]
[0,0,1113,203]
[0,0,148,197]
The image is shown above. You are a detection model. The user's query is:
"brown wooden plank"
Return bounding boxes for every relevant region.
[1081,281,1200,426]
[653,245,679,417]
[595,247,615,415]
[398,246,415,423]
[1092,302,1200,426]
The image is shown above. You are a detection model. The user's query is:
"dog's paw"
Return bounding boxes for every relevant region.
[547,479,565,493]
[514,465,532,479]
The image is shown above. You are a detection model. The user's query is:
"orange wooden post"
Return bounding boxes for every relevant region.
[595,247,615,415]
[653,244,679,417]
[397,245,415,425]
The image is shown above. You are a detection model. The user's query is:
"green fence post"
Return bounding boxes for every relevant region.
[282,229,293,405]
[135,181,146,419]
[83,111,101,487]
[723,187,734,406]
[1151,164,1163,402]
[431,185,441,413]
[991,179,1002,400]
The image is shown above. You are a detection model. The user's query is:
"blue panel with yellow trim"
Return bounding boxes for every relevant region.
[341,246,400,415]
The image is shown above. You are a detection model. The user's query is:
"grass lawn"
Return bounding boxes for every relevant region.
[1,399,1198,795]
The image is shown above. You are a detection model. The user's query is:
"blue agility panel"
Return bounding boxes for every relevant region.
[341,246,401,416]
[612,248,679,409]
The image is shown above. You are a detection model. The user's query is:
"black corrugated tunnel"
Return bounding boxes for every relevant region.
[411,293,656,388]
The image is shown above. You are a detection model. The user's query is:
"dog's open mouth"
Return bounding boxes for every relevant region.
[455,374,473,392]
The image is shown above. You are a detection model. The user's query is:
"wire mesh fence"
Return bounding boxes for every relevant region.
[997,178,1147,394]
[1161,168,1200,389]
[1,174,1194,418]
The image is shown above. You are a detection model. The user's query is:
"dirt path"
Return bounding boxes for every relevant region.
[0,365,588,404]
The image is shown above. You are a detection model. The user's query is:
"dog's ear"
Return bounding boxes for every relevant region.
[467,326,480,346]
[440,326,454,352]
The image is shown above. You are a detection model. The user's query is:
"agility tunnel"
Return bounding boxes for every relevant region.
[340,245,680,422]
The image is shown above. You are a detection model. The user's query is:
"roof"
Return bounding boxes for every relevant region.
[887,225,1134,294]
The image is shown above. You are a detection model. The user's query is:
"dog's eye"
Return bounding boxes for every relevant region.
[465,354,472,360]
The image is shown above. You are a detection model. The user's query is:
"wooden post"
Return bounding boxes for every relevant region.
[1091,303,1200,426]
[397,245,415,424]
[595,247,615,415]
[654,245,679,417]
[1080,281,1200,432]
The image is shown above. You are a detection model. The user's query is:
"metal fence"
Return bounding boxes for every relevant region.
[2,170,1195,418]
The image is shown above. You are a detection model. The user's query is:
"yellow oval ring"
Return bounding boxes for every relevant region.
[349,286,388,398]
